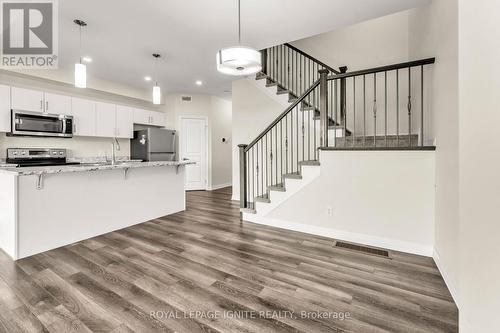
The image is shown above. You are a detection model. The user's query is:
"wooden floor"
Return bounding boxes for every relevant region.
[0,187,458,333]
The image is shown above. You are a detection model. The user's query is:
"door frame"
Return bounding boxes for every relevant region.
[179,115,209,191]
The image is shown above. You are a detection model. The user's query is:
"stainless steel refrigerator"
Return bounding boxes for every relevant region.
[130,128,176,161]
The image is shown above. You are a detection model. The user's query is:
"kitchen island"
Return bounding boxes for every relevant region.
[0,160,192,260]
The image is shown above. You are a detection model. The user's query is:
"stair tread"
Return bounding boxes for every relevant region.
[240,208,257,214]
[268,183,286,191]
[298,160,320,166]
[283,172,302,179]
[254,195,271,203]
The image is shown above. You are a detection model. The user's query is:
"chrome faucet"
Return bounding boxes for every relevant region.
[111,138,121,165]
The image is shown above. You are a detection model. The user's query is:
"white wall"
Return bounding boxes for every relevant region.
[231,78,285,201]
[264,151,435,256]
[408,0,460,305]
[291,11,410,71]
[458,1,500,331]
[165,94,232,189]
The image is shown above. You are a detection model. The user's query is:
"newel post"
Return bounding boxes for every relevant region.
[319,69,329,147]
[261,49,268,75]
[339,66,348,126]
[238,144,248,209]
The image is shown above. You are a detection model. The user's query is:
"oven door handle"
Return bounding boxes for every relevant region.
[62,118,67,135]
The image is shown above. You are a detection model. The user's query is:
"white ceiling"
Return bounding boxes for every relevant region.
[57,0,429,99]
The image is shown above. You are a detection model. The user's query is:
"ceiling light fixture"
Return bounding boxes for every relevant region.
[74,19,87,88]
[195,80,203,86]
[82,56,92,63]
[152,54,161,105]
[144,76,152,82]
[216,0,261,76]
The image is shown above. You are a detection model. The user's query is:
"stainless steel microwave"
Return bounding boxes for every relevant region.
[9,109,73,138]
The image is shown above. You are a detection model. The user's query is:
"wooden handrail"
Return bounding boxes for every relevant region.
[244,79,320,152]
[327,58,435,80]
[284,43,340,74]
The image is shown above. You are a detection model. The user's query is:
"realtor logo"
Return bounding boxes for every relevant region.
[0,0,58,68]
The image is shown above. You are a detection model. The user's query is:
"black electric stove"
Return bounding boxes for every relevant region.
[6,148,81,167]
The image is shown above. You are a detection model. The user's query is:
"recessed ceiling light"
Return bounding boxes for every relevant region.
[144,76,152,81]
[195,80,203,86]
[82,56,92,63]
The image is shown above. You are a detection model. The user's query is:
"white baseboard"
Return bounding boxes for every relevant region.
[207,183,232,191]
[433,249,460,308]
[242,214,433,257]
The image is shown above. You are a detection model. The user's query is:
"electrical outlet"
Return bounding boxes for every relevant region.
[327,207,334,216]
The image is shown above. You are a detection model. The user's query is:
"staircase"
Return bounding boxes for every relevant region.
[238,43,436,217]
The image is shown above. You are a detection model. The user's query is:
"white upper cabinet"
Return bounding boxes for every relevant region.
[115,105,134,139]
[95,102,116,138]
[11,87,44,112]
[133,108,165,127]
[150,111,165,127]
[71,97,96,136]
[133,108,151,125]
[0,85,11,132]
[44,93,71,115]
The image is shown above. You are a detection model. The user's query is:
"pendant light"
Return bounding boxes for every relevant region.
[152,54,161,104]
[74,19,87,88]
[216,0,261,76]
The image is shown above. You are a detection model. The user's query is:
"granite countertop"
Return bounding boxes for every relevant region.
[0,160,195,176]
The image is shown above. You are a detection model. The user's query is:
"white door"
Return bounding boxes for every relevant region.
[180,117,207,191]
[0,85,11,132]
[71,97,96,136]
[115,105,134,139]
[11,87,44,112]
[95,102,116,137]
[44,93,71,115]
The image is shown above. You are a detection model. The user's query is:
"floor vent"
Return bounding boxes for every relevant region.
[334,241,389,257]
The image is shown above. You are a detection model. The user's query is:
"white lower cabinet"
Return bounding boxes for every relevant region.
[115,105,134,138]
[0,85,11,132]
[95,102,117,138]
[71,97,96,136]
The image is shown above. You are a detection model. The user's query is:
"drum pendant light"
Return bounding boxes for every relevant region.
[216,0,261,76]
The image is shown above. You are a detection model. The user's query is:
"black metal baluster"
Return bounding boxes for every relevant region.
[275,126,278,185]
[256,143,259,197]
[251,147,254,208]
[265,133,268,190]
[260,139,266,196]
[285,114,289,174]
[314,88,317,160]
[280,121,283,183]
[353,76,356,147]
[396,69,400,146]
[363,74,366,147]
[385,71,388,147]
[421,65,424,147]
[373,72,377,148]
[408,67,412,147]
[296,106,299,167]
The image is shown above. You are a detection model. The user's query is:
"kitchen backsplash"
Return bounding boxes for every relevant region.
[0,134,130,159]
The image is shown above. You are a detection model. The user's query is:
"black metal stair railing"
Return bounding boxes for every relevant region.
[238,57,436,211]
[238,80,321,210]
[261,43,340,105]
[323,58,436,149]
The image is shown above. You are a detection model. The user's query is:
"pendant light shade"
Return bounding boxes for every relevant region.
[217,46,261,76]
[153,85,161,105]
[217,0,261,76]
[74,63,87,88]
[152,53,161,105]
[74,19,88,88]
